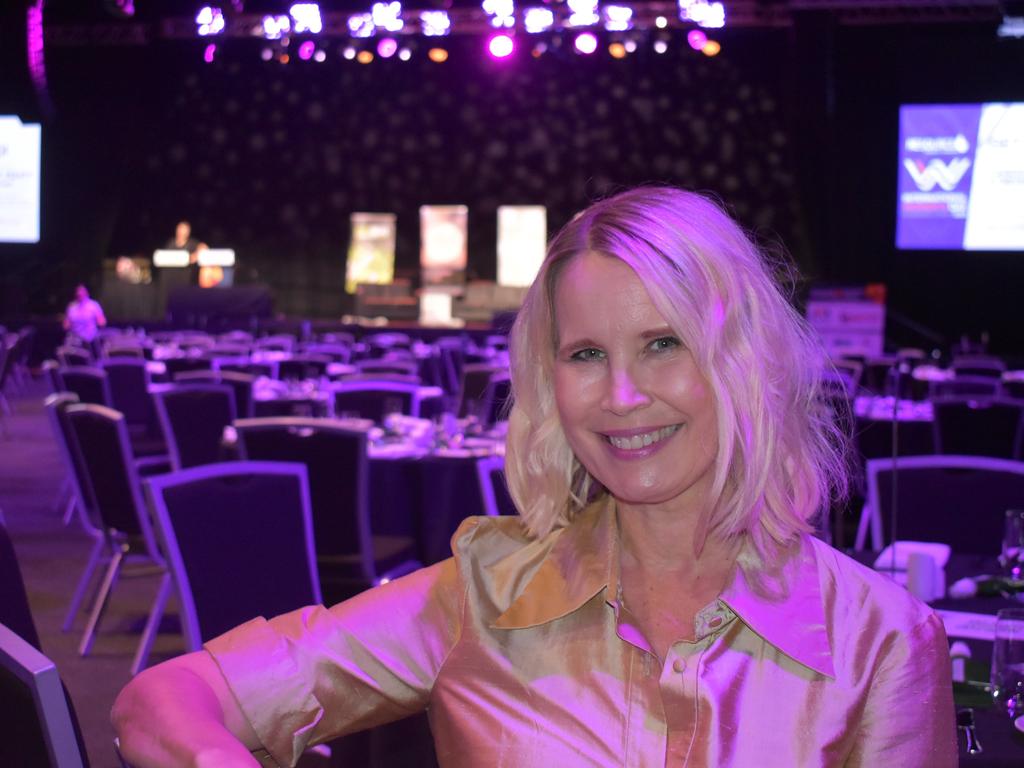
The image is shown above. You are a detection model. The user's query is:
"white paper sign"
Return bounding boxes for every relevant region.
[0,116,42,243]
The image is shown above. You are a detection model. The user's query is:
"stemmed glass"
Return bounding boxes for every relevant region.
[991,608,1024,720]
[1000,509,1024,580]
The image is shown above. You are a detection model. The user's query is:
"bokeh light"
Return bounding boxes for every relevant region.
[608,42,626,59]
[701,39,721,56]
[428,47,449,63]
[377,37,398,58]
[488,33,514,58]
[687,29,707,50]
[574,32,598,54]
[357,50,374,64]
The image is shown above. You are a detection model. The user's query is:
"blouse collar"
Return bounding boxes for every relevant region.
[490,497,835,679]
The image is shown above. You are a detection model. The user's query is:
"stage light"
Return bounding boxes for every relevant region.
[687,29,707,50]
[203,43,217,62]
[298,40,316,60]
[574,32,598,54]
[377,37,398,58]
[398,47,411,60]
[608,42,626,58]
[483,0,515,28]
[428,47,449,62]
[623,38,638,52]
[342,46,357,59]
[488,33,514,58]
[357,50,374,64]
[348,13,374,38]
[523,7,554,33]
[603,6,633,32]
[420,10,451,36]
[701,39,721,56]
[655,16,667,28]
[372,2,404,32]
[680,0,725,28]
[653,39,668,53]
[196,7,225,36]
[279,53,290,63]
[567,0,599,27]
[314,49,326,62]
[289,3,322,34]
[531,41,547,57]
[262,14,290,39]
[260,47,273,61]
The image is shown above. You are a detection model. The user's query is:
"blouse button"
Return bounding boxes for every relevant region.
[672,658,687,673]
[709,616,723,628]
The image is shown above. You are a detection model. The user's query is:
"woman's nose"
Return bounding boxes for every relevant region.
[603,364,651,415]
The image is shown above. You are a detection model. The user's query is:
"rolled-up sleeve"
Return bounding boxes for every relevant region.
[848,611,957,767]
[204,557,466,767]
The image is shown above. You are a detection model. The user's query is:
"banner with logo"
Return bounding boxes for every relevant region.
[897,103,1024,251]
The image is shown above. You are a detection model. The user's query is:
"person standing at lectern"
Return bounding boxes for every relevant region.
[165,220,205,286]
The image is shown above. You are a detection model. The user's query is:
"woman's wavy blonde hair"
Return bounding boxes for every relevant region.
[505,186,849,561]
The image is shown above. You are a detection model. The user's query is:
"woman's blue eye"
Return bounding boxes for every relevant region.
[649,336,681,352]
[570,348,604,362]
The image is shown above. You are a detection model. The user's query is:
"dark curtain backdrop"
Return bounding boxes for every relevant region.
[2,16,1023,351]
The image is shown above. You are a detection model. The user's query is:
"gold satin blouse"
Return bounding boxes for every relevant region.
[205,498,957,767]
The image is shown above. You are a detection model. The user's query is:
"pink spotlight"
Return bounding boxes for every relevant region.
[298,40,316,60]
[203,43,217,63]
[377,37,398,57]
[687,29,707,50]
[488,33,514,58]
[574,32,598,54]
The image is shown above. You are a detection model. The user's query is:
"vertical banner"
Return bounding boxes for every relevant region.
[497,205,547,287]
[0,116,42,243]
[896,104,981,250]
[963,103,1024,251]
[419,205,468,286]
[346,212,397,293]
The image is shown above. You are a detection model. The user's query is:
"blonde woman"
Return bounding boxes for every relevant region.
[114,187,955,767]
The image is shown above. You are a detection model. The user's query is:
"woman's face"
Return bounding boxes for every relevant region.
[552,251,719,511]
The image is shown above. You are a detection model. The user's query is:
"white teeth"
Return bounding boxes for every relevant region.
[607,425,679,451]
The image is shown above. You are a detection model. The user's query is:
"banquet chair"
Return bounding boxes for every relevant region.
[44,391,91,526]
[484,371,513,426]
[99,358,160,443]
[42,360,63,394]
[951,355,1006,379]
[278,354,332,381]
[0,344,11,432]
[356,358,420,377]
[62,404,171,675]
[56,345,92,367]
[1006,379,1024,401]
[173,369,255,419]
[162,356,213,378]
[932,397,1024,459]
[213,356,277,379]
[458,364,507,420]
[58,365,113,406]
[253,334,296,353]
[930,376,1002,399]
[0,623,86,768]
[144,461,321,649]
[150,383,237,470]
[300,342,352,363]
[861,356,898,396]
[856,455,1024,553]
[475,454,516,517]
[1,517,42,651]
[235,419,420,602]
[331,381,442,422]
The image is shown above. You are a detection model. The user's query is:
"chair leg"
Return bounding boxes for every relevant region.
[131,572,172,676]
[79,544,127,657]
[62,495,77,527]
[62,537,105,632]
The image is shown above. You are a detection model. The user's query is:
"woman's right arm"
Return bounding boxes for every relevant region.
[112,650,263,768]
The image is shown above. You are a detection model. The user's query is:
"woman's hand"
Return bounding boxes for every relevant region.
[112,651,263,768]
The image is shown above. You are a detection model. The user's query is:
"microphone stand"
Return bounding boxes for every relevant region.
[887,359,909,575]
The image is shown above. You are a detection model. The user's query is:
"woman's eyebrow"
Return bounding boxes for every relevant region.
[557,336,600,355]
[639,326,676,340]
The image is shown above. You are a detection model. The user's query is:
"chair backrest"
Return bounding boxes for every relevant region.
[475,454,516,517]
[300,342,351,363]
[63,405,161,556]
[930,376,1002,399]
[866,455,1024,554]
[144,462,321,649]
[99,358,152,428]
[43,393,96,530]
[932,397,1024,459]
[0,519,41,650]
[278,355,331,381]
[458,364,506,419]
[235,419,374,575]
[150,384,237,470]
[0,622,84,768]
[56,346,91,367]
[162,356,213,378]
[951,355,1006,378]
[58,366,112,406]
[330,381,437,422]
[356,359,419,377]
[41,360,62,394]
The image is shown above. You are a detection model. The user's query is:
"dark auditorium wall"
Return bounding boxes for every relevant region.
[2,16,1023,352]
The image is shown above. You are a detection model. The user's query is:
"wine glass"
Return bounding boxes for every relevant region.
[992,608,1024,719]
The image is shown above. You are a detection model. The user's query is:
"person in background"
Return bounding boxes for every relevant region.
[62,283,106,345]
[112,187,956,767]
[165,220,206,287]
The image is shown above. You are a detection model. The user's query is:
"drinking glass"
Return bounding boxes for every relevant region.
[991,608,1024,719]
[1001,509,1024,579]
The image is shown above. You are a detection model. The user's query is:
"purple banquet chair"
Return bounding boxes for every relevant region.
[150,383,237,470]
